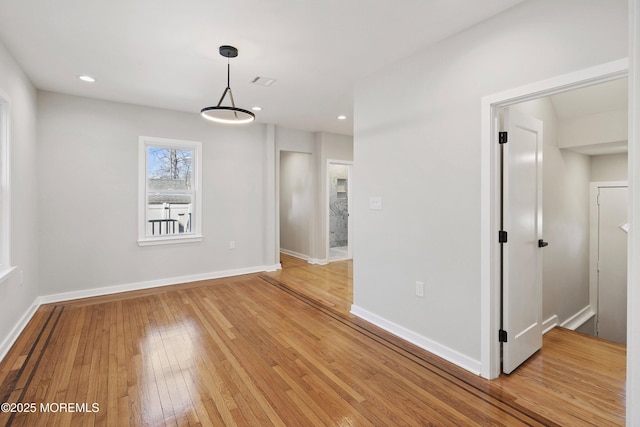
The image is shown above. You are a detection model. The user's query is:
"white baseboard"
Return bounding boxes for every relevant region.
[542,306,594,335]
[561,305,595,330]
[39,264,281,304]
[0,263,281,364]
[280,249,328,265]
[0,299,41,362]
[264,263,282,272]
[542,314,559,334]
[280,249,310,261]
[350,305,482,375]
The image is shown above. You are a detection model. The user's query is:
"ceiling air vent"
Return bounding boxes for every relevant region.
[251,76,277,87]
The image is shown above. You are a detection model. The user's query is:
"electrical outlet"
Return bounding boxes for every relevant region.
[229,240,236,249]
[416,281,424,297]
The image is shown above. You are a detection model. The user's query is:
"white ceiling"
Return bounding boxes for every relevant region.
[550,78,628,120]
[549,77,628,155]
[0,0,527,136]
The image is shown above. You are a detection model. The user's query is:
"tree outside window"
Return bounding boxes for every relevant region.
[138,137,202,245]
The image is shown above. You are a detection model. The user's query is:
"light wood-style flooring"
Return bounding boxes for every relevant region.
[265,253,353,317]
[267,253,626,425]
[0,253,625,426]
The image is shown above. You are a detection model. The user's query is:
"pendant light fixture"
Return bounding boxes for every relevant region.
[200,45,255,124]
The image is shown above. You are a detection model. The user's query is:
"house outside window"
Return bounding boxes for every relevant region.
[138,136,202,246]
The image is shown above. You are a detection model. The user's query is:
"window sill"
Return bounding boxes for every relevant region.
[138,235,203,247]
[0,265,17,285]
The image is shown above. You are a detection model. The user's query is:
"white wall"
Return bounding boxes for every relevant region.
[37,91,272,295]
[591,152,629,181]
[275,126,315,153]
[275,127,353,263]
[0,40,40,357]
[628,0,640,421]
[275,126,317,261]
[279,151,313,258]
[513,98,592,329]
[353,0,627,369]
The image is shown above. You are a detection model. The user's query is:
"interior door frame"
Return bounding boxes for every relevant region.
[589,181,629,340]
[480,58,629,379]
[326,159,353,260]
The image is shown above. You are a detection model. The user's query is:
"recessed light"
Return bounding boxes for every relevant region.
[252,106,263,111]
[78,75,96,83]
[337,115,347,120]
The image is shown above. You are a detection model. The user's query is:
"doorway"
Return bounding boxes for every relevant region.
[327,161,353,261]
[481,58,629,379]
[279,151,313,261]
[591,182,628,344]
[498,79,629,374]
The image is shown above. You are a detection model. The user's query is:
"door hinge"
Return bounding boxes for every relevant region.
[499,131,508,144]
[499,329,508,342]
[499,230,508,243]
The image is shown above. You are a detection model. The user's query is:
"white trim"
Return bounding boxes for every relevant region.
[351,305,482,375]
[263,263,282,272]
[628,3,640,422]
[137,235,204,246]
[0,298,40,362]
[138,136,203,245]
[38,264,281,305]
[480,58,629,379]
[264,125,278,266]
[542,315,559,335]
[561,305,596,331]
[542,305,596,335]
[280,248,310,261]
[589,181,628,336]
[0,265,16,285]
[0,93,13,273]
[280,248,329,265]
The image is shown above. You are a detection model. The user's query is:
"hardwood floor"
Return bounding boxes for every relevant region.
[265,253,353,317]
[0,255,625,426]
[267,253,626,425]
[492,328,626,426]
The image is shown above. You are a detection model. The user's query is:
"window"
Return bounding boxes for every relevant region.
[0,95,15,282]
[138,136,202,246]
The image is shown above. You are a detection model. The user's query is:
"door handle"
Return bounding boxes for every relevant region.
[538,239,549,248]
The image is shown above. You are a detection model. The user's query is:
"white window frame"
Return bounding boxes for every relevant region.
[0,93,16,282]
[138,136,203,246]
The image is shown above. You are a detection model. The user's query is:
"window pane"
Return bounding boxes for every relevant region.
[146,195,193,236]
[146,146,194,237]
[147,147,193,190]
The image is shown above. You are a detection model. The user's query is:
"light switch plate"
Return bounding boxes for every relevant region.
[369,196,383,210]
[416,281,424,297]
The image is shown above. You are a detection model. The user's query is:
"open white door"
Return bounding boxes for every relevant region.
[501,108,544,374]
